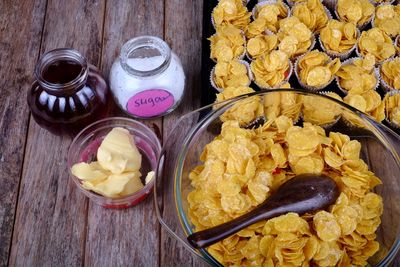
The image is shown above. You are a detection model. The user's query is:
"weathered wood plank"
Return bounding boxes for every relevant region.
[9,0,105,266]
[84,1,164,266]
[161,0,207,266]
[0,1,47,266]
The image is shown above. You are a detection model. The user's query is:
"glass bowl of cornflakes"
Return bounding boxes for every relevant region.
[155,90,400,267]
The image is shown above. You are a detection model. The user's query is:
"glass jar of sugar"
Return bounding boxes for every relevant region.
[109,36,185,118]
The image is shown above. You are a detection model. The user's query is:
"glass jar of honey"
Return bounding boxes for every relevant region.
[27,48,109,135]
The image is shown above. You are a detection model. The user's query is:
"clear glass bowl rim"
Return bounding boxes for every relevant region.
[68,116,162,206]
[155,88,400,267]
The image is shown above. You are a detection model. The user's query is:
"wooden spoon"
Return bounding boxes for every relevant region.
[187,174,339,249]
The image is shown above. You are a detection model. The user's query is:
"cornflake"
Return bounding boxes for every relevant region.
[381,57,400,90]
[336,54,377,94]
[277,16,314,58]
[246,34,278,59]
[384,93,400,126]
[214,60,250,89]
[209,25,245,62]
[253,0,289,33]
[216,86,264,126]
[297,50,341,87]
[292,0,329,32]
[251,50,290,88]
[344,91,385,121]
[337,0,374,27]
[264,84,303,122]
[188,114,383,267]
[374,4,400,37]
[212,0,251,30]
[302,92,342,125]
[357,28,395,63]
[320,19,358,54]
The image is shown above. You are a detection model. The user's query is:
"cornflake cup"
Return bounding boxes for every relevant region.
[319,28,360,60]
[384,89,400,130]
[334,4,374,30]
[294,52,336,92]
[379,57,400,93]
[209,31,247,63]
[253,60,293,89]
[371,4,398,38]
[395,35,400,56]
[323,0,337,10]
[301,90,343,129]
[335,57,380,95]
[210,60,253,93]
[290,5,333,34]
[355,38,395,65]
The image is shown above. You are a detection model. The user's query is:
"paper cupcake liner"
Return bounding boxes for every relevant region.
[379,57,400,93]
[210,60,253,93]
[384,89,400,130]
[253,60,293,89]
[323,5,334,23]
[245,30,276,61]
[286,0,324,7]
[294,52,336,91]
[395,35,400,56]
[334,5,373,30]
[252,0,291,21]
[334,57,380,95]
[323,0,337,10]
[216,0,251,6]
[318,28,359,60]
[368,0,395,6]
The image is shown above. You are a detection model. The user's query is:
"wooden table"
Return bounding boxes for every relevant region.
[1,1,399,267]
[0,0,207,266]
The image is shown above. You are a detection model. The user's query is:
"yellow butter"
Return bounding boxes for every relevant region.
[82,172,142,198]
[119,171,144,196]
[97,127,142,174]
[71,162,109,182]
[72,127,149,198]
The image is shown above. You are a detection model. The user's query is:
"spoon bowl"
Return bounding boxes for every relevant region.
[187,174,339,249]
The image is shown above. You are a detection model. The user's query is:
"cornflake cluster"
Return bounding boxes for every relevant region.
[188,116,383,267]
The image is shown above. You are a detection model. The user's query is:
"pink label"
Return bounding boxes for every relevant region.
[126,89,174,117]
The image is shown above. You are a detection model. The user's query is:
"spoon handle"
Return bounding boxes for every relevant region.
[187,203,283,249]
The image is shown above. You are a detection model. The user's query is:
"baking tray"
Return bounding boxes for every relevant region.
[200,0,400,135]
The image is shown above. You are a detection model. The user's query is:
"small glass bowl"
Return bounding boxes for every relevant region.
[68,117,161,209]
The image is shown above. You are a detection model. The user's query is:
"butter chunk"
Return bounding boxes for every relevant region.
[97,127,142,174]
[120,171,144,196]
[145,171,155,185]
[71,162,108,183]
[82,172,141,198]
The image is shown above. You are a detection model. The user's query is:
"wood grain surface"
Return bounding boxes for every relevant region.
[0,1,47,266]
[1,0,399,266]
[84,1,163,266]
[9,0,105,266]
